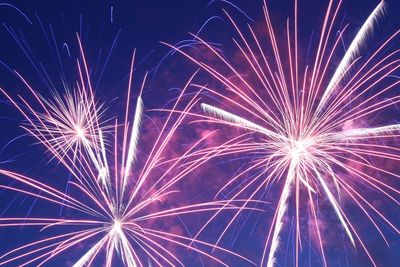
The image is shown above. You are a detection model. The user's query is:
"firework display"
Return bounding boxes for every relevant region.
[166,0,400,266]
[0,0,399,266]
[0,35,261,266]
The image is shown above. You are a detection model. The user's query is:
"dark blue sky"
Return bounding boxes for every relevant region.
[0,0,399,266]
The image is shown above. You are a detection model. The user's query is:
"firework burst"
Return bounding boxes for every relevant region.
[165,0,400,266]
[0,36,259,266]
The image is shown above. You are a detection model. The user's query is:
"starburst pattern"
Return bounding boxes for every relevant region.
[0,37,258,266]
[165,0,400,266]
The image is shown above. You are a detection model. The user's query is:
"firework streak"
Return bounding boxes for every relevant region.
[0,36,262,266]
[164,0,400,266]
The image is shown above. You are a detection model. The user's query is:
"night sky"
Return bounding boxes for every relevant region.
[0,0,400,266]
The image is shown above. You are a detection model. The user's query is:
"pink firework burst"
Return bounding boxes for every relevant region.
[165,0,400,266]
[0,36,260,266]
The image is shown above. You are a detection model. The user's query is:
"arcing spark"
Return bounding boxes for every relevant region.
[0,37,257,266]
[318,1,387,110]
[166,0,400,266]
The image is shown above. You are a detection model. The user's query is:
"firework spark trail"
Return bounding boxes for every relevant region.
[0,37,261,266]
[317,1,387,111]
[0,3,33,25]
[165,0,400,266]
